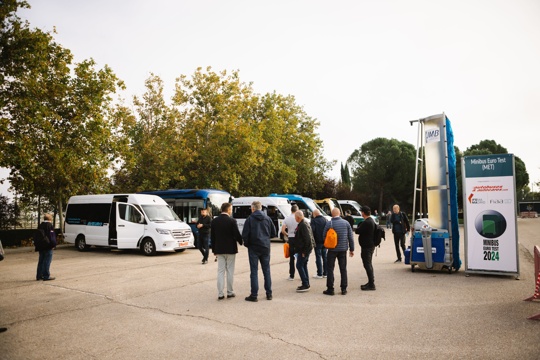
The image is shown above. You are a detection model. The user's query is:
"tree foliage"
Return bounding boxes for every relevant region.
[0,1,125,221]
[0,194,20,229]
[115,67,332,196]
[348,138,416,213]
[340,162,351,188]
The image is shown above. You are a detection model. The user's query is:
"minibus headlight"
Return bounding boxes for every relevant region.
[156,228,171,235]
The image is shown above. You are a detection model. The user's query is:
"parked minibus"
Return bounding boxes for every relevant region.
[232,196,291,241]
[337,199,380,229]
[140,189,232,240]
[314,198,343,217]
[64,194,194,256]
[268,194,330,221]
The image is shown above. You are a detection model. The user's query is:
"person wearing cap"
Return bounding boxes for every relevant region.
[356,206,377,290]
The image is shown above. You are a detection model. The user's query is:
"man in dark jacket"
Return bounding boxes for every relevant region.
[242,201,277,302]
[356,206,376,290]
[310,209,328,278]
[294,211,314,292]
[390,204,410,263]
[36,213,57,281]
[322,208,354,296]
[211,203,243,300]
[197,208,212,264]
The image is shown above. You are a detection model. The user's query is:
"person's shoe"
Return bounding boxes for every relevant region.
[323,289,335,296]
[266,294,273,300]
[361,283,376,291]
[245,295,258,302]
[0,327,7,333]
[296,285,310,292]
[394,259,402,263]
[36,277,42,281]
[312,275,323,279]
[43,277,55,281]
[323,275,327,278]
[218,295,225,300]
[214,257,217,262]
[341,290,348,295]
[287,276,294,281]
[227,294,236,299]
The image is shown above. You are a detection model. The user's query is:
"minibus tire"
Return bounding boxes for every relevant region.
[75,236,89,252]
[141,238,156,256]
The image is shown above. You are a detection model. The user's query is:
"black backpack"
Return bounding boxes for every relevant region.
[33,229,50,250]
[373,225,386,247]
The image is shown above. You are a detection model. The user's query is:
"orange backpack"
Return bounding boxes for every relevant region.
[324,223,338,249]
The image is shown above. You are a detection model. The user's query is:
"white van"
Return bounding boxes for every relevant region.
[64,194,194,256]
[232,196,291,241]
[337,199,380,229]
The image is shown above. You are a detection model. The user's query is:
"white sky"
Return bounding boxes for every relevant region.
[2,0,540,197]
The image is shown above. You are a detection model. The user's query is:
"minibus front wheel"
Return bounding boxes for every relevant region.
[141,238,156,256]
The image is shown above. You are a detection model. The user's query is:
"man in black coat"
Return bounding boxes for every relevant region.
[294,211,314,292]
[310,209,328,278]
[356,206,376,291]
[197,208,212,264]
[211,203,243,300]
[36,213,57,281]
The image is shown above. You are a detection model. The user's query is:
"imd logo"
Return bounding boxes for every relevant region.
[425,129,440,143]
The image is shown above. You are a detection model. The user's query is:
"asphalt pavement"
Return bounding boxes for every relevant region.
[0,219,539,359]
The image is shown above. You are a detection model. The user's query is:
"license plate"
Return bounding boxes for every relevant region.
[180,241,189,247]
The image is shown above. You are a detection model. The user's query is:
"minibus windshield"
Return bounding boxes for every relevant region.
[142,205,180,222]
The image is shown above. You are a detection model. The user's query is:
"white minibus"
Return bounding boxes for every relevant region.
[232,196,291,241]
[64,194,194,256]
[338,199,380,229]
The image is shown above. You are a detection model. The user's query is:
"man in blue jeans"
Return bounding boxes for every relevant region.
[294,211,314,292]
[35,213,57,281]
[310,209,328,278]
[322,208,354,296]
[242,201,276,302]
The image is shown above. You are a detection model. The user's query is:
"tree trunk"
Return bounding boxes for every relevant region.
[58,198,64,236]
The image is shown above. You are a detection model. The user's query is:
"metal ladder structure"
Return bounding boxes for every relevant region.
[408,113,454,272]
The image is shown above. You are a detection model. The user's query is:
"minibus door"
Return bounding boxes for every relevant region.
[116,203,145,249]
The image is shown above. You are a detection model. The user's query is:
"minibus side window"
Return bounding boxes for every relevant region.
[119,203,144,223]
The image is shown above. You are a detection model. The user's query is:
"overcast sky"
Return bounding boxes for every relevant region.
[2,0,539,197]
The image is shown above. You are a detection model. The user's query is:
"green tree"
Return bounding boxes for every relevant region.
[112,74,183,192]
[340,162,351,188]
[464,140,529,193]
[0,1,125,226]
[348,138,416,213]
[0,194,20,229]
[168,67,331,196]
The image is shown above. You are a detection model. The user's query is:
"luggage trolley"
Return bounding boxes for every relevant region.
[408,114,455,273]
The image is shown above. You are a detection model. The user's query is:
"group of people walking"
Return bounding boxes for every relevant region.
[208,200,413,302]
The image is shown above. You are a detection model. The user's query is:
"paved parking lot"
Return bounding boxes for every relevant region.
[1,220,539,359]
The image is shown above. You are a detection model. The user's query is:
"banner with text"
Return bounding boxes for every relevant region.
[463,154,519,275]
